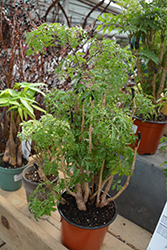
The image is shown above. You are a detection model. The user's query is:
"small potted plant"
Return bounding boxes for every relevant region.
[0,82,46,191]
[119,89,167,154]
[97,0,167,154]
[19,23,141,250]
[19,114,69,208]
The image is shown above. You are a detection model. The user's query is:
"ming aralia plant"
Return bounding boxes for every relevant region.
[0,82,45,167]
[20,23,139,218]
[97,0,167,103]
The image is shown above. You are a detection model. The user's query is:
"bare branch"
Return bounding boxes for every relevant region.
[58,2,71,27]
[43,0,60,22]
[82,0,105,29]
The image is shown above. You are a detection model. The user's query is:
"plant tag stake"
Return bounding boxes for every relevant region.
[147,201,167,250]
[22,139,31,160]
[14,172,23,182]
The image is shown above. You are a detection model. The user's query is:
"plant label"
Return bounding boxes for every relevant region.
[132,124,138,133]
[22,139,31,160]
[14,172,23,182]
[147,201,167,250]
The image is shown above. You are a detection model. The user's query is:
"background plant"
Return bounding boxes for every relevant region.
[0,82,45,167]
[97,0,167,103]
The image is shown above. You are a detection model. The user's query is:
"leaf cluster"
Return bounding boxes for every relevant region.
[19,113,75,175]
[0,82,46,120]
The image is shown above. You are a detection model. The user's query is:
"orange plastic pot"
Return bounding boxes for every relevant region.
[132,116,167,155]
[57,199,117,250]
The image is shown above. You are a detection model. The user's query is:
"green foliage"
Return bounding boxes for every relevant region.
[21,23,139,219]
[0,82,46,120]
[28,182,57,221]
[122,91,158,120]
[19,114,74,174]
[97,0,167,101]
[26,23,135,93]
[0,81,46,167]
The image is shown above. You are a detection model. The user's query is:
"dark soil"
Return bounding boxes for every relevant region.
[0,155,28,169]
[25,170,56,183]
[137,112,167,122]
[59,192,116,228]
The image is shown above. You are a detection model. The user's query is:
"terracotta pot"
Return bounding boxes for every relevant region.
[57,194,117,250]
[132,116,167,155]
[161,102,167,136]
[22,165,58,205]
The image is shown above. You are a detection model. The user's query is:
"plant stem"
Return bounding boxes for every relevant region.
[96,159,105,206]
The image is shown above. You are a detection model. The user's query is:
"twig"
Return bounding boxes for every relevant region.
[58,2,71,27]
[82,0,105,29]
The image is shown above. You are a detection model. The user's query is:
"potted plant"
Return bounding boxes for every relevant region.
[120,90,167,154]
[20,114,67,208]
[97,0,167,154]
[0,82,46,191]
[19,23,140,250]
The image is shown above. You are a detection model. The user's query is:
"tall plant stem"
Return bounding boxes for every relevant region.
[83,96,95,204]
[88,97,94,153]
[96,159,105,206]
[156,58,167,101]
[79,102,85,142]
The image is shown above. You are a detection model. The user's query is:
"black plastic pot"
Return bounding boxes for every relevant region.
[57,191,117,250]
[22,165,58,204]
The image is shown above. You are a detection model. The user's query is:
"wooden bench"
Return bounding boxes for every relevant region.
[0,185,152,250]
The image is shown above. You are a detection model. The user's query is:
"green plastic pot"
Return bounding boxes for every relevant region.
[0,155,29,191]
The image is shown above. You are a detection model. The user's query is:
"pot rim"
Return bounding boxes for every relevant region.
[133,115,167,124]
[57,191,117,230]
[0,153,30,172]
[22,164,58,185]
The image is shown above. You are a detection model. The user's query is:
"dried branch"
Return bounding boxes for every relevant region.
[82,0,105,29]
[43,0,60,22]
[92,0,113,29]
[58,2,71,27]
